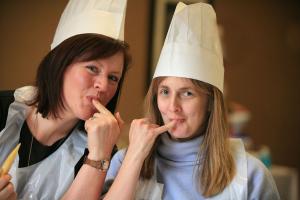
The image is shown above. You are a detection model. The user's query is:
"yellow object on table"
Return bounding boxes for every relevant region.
[0,143,21,177]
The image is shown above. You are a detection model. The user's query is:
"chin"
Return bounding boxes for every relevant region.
[77,111,94,121]
[168,130,189,139]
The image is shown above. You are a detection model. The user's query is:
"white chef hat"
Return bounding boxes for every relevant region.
[51,0,127,49]
[153,2,224,92]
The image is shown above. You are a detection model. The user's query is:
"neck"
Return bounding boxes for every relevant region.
[157,133,203,165]
[26,107,79,146]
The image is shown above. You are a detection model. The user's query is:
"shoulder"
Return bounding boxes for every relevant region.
[228,139,280,199]
[247,153,269,176]
[246,153,280,199]
[0,86,36,106]
[229,138,246,157]
[229,138,247,168]
[246,153,274,183]
[13,86,36,103]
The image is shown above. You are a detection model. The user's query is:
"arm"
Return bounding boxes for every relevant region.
[247,154,280,200]
[62,164,107,200]
[62,100,122,200]
[104,119,175,200]
[104,146,144,200]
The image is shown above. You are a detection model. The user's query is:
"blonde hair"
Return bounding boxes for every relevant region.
[141,77,236,197]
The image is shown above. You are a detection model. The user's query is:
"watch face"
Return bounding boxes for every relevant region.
[84,156,110,171]
[102,160,110,170]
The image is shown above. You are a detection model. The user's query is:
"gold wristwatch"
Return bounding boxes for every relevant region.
[84,156,110,172]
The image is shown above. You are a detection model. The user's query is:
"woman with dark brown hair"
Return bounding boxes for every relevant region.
[0,0,130,199]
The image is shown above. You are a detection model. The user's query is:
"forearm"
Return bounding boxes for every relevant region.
[62,164,106,200]
[104,149,144,200]
[104,118,172,199]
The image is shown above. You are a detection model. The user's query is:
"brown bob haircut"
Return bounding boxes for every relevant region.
[30,33,131,119]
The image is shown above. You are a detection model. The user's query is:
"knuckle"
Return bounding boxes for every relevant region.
[106,117,117,127]
[148,129,155,136]
[4,183,15,194]
[110,117,118,124]
[139,118,147,124]
[145,124,151,129]
[132,119,138,125]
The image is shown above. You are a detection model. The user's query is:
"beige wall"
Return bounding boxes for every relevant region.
[0,1,68,89]
[1,0,300,186]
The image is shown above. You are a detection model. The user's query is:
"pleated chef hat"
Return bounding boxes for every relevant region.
[153,2,224,92]
[51,0,127,49]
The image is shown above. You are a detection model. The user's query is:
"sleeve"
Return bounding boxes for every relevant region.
[0,90,15,131]
[247,153,281,200]
[101,149,127,195]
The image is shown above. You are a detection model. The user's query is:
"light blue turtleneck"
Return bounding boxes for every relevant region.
[105,133,280,199]
[155,133,203,199]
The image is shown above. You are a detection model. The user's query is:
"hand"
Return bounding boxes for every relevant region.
[0,171,17,200]
[84,100,124,160]
[127,118,175,161]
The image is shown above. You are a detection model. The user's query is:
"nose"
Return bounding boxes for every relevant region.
[168,95,181,112]
[94,75,108,93]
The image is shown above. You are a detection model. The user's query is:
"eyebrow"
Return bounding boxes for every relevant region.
[158,85,194,91]
[109,71,122,77]
[93,61,123,76]
[178,87,194,91]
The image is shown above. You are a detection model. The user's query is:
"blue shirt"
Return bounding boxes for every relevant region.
[105,134,280,199]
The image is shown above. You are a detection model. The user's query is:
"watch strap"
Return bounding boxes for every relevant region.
[83,156,110,172]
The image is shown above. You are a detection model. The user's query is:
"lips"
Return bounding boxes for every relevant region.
[87,95,98,101]
[170,118,185,123]
[85,96,99,110]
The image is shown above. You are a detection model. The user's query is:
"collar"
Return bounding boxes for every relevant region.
[157,133,204,166]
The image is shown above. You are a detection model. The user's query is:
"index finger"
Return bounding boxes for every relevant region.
[92,99,113,116]
[153,121,176,136]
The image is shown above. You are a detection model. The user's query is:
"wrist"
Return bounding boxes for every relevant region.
[88,148,112,160]
[87,152,111,161]
[84,156,110,172]
[126,147,147,163]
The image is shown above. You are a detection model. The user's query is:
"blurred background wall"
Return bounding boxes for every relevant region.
[214,1,300,197]
[1,0,299,197]
[215,0,300,175]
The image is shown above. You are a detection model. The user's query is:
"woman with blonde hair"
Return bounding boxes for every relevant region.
[102,2,280,199]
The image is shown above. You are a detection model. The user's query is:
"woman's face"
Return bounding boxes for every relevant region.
[62,51,124,120]
[157,77,209,140]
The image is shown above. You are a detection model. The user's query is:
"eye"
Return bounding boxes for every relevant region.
[86,65,99,74]
[159,88,169,96]
[182,91,193,97]
[108,75,120,83]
